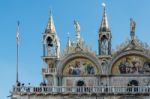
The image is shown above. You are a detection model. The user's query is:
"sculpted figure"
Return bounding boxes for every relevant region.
[130,18,136,33]
[74,20,80,34]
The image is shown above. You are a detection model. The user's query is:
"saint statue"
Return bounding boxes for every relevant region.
[74,20,81,43]
[130,18,136,33]
[74,20,80,34]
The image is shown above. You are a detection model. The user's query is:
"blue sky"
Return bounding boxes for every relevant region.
[0,0,150,99]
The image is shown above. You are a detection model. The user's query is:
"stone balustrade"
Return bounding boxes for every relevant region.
[12,86,150,95]
[42,68,56,75]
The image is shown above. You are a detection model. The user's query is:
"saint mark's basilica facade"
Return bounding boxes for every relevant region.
[11,3,150,99]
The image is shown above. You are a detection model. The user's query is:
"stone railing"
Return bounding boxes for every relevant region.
[12,86,150,95]
[42,68,56,75]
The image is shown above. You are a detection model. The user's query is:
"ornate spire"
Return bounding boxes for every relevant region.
[42,11,60,58]
[98,3,112,56]
[99,3,110,32]
[46,11,56,33]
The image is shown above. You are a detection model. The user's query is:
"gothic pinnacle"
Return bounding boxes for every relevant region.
[46,11,56,33]
[99,3,110,33]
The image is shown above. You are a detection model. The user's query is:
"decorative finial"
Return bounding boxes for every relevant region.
[49,9,52,16]
[102,2,106,7]
[67,32,70,37]
[102,3,106,14]
[17,21,20,27]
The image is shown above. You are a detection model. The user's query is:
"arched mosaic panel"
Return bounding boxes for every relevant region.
[112,55,150,74]
[63,58,100,75]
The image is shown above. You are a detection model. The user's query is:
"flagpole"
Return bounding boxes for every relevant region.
[16,21,20,84]
[16,36,18,83]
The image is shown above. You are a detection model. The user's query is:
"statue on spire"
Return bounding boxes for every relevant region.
[130,18,136,40]
[74,20,80,34]
[130,18,136,33]
[74,20,81,43]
